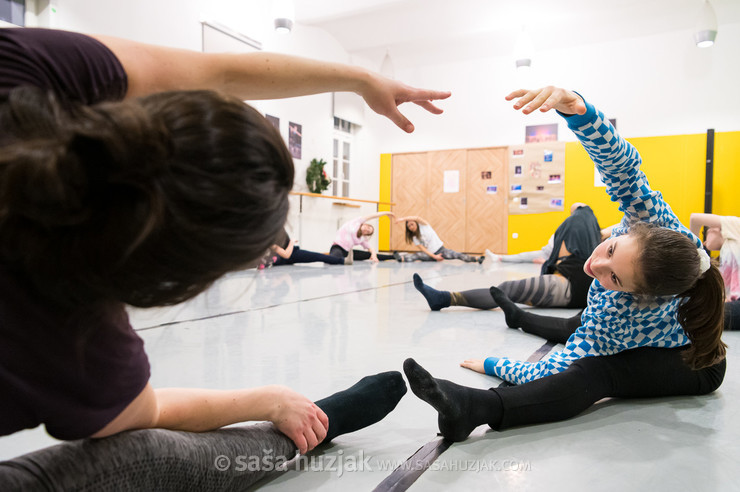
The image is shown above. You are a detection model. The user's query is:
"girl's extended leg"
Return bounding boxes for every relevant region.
[1,372,407,491]
[404,348,725,442]
[401,252,434,262]
[438,247,481,263]
[286,247,344,265]
[412,274,571,311]
[490,286,582,344]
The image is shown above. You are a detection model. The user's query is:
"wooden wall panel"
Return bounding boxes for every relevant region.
[427,150,467,252]
[390,153,428,251]
[466,148,508,253]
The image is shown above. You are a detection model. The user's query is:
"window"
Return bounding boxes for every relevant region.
[0,0,25,26]
[332,117,354,197]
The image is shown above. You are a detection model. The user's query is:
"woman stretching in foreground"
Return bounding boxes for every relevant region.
[404,85,726,442]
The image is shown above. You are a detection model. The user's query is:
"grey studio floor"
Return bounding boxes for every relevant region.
[2,258,739,491]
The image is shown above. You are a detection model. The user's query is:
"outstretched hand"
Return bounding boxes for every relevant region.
[505,86,585,116]
[460,359,485,374]
[361,73,451,133]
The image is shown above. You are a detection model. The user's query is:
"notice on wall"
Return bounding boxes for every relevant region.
[508,142,565,215]
[443,170,460,193]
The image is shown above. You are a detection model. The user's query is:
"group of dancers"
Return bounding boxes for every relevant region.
[0,26,733,490]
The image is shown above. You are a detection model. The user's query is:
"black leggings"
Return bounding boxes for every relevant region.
[274,246,343,265]
[513,299,740,345]
[329,245,395,261]
[494,346,726,430]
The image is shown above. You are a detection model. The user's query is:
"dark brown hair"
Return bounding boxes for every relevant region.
[405,220,421,245]
[0,87,294,308]
[629,221,726,369]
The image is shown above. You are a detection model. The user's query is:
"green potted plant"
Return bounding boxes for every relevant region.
[306,158,332,194]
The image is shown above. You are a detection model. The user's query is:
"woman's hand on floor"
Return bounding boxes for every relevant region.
[460,359,485,374]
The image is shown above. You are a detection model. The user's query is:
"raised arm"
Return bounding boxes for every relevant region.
[395,215,429,225]
[690,213,723,237]
[507,86,696,242]
[360,211,396,222]
[92,35,450,133]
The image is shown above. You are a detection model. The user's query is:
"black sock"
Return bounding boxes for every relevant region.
[403,358,502,442]
[315,371,407,443]
[413,273,451,311]
[490,286,524,328]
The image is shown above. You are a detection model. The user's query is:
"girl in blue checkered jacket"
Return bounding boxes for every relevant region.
[403,86,727,442]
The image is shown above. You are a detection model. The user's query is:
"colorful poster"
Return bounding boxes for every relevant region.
[289,121,302,159]
[525,123,558,143]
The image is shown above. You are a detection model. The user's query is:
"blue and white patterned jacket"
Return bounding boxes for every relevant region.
[484,95,701,385]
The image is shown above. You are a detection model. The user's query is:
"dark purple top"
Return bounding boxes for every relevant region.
[0,27,128,104]
[0,268,150,439]
[0,29,149,439]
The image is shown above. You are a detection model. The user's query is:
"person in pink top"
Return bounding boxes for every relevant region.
[329,212,397,262]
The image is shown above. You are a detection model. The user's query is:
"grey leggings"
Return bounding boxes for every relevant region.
[0,423,296,491]
[452,275,571,309]
[401,247,478,263]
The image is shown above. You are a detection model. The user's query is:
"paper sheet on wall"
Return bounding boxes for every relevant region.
[443,170,460,193]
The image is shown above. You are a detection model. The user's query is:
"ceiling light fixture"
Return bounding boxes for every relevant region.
[694,0,717,48]
[514,26,533,70]
[273,0,295,34]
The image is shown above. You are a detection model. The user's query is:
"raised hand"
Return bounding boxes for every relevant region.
[505,86,586,116]
[360,73,451,133]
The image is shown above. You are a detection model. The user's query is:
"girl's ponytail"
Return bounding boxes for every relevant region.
[677,263,727,369]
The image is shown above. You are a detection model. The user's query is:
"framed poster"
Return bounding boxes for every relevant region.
[289,121,302,159]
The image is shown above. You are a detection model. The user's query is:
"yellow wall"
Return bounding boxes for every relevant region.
[378,153,392,251]
[381,132,740,254]
[507,131,740,254]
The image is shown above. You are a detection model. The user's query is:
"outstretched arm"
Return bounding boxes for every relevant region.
[361,211,396,222]
[690,213,722,237]
[505,86,586,116]
[508,86,695,241]
[395,215,429,225]
[93,35,450,133]
[92,383,328,455]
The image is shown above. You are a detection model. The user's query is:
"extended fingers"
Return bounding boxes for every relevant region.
[413,100,445,114]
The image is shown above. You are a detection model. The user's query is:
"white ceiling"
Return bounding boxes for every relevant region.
[293,0,740,68]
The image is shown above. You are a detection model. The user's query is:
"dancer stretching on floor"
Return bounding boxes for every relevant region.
[0,27,448,489]
[394,215,483,263]
[404,85,726,442]
[329,212,397,263]
[413,202,602,311]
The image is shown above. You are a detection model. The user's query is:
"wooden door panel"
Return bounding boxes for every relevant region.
[427,150,467,252]
[391,153,428,251]
[466,148,508,253]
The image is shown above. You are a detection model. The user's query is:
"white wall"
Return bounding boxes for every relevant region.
[370,22,740,153]
[41,1,740,252]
